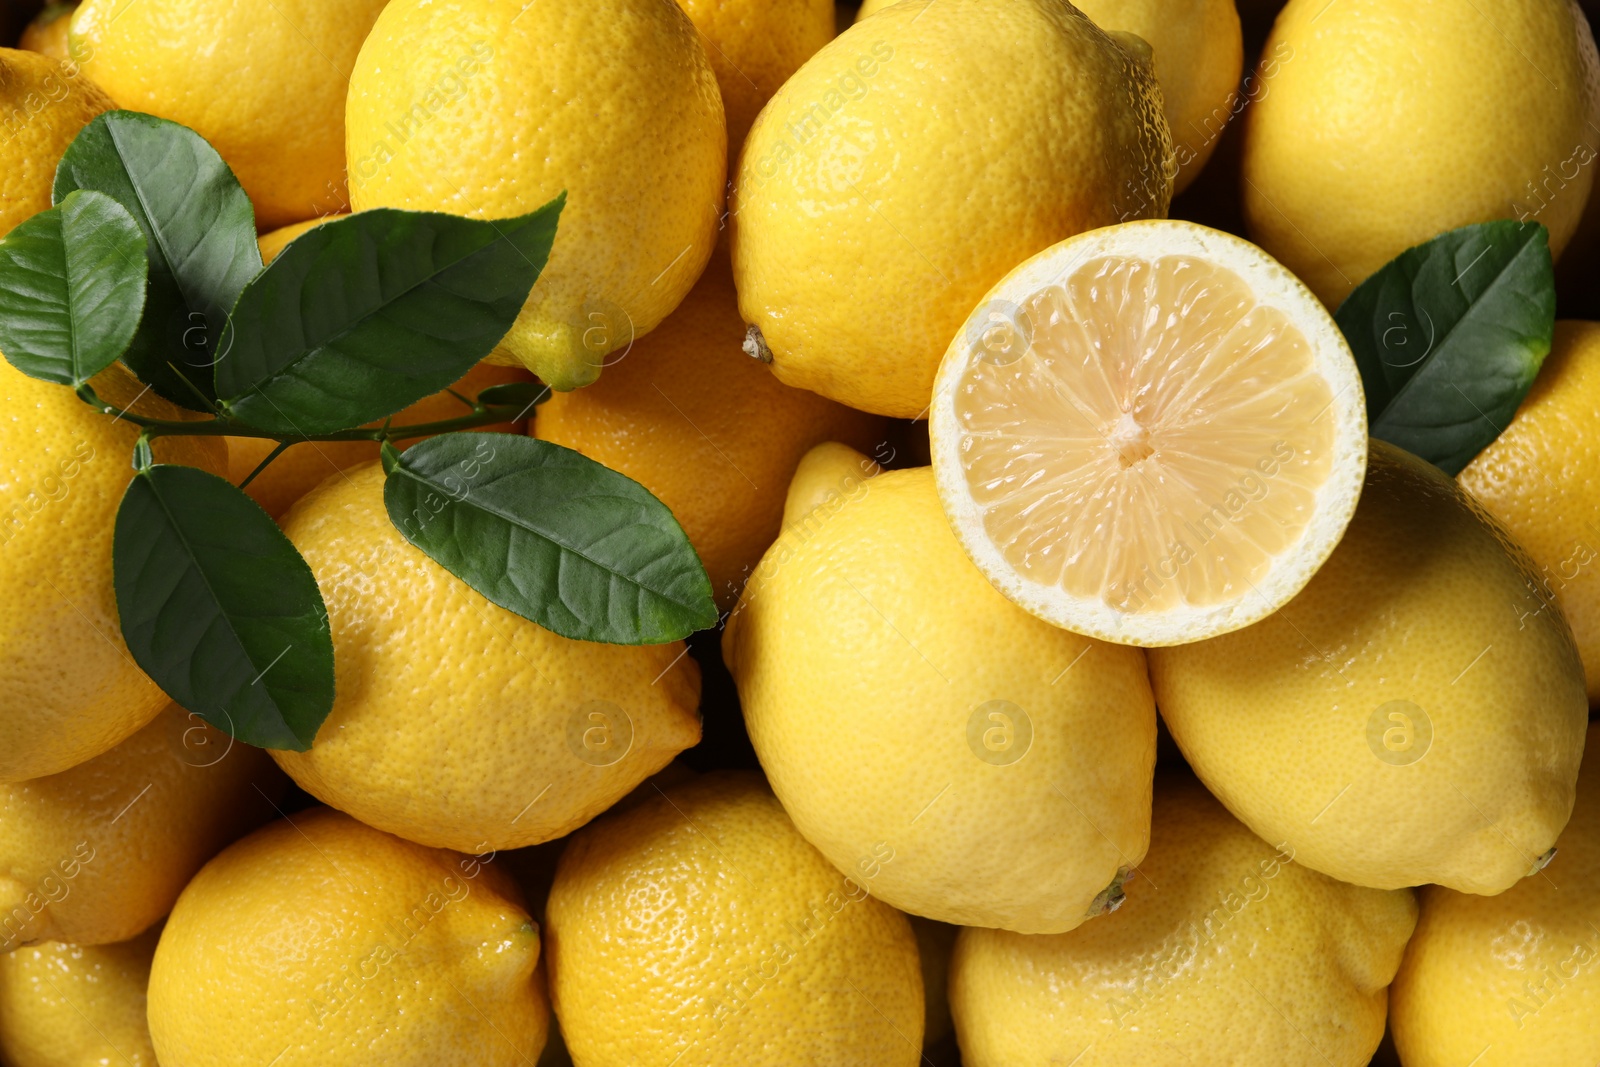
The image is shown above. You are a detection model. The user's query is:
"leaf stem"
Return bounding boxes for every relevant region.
[238,440,293,489]
[74,383,533,444]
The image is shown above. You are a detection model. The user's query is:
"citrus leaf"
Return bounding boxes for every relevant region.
[113,464,333,751]
[384,433,716,644]
[0,190,146,386]
[215,199,563,436]
[1335,220,1555,475]
[54,111,262,409]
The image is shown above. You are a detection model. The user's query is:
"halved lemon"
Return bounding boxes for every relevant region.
[930,220,1367,646]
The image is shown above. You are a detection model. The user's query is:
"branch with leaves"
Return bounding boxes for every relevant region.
[0,111,717,752]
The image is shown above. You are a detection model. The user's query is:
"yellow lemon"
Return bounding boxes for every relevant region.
[0,927,159,1067]
[1389,721,1600,1067]
[18,4,76,62]
[855,0,1241,193]
[0,704,282,952]
[1241,0,1600,307]
[148,807,549,1067]
[255,215,337,264]
[70,0,390,230]
[346,0,726,390]
[949,774,1418,1067]
[0,47,111,238]
[1150,441,1590,893]
[272,462,702,852]
[929,219,1368,646]
[1459,321,1600,703]
[724,455,1157,933]
[675,0,834,153]
[535,256,884,609]
[0,361,227,782]
[732,0,1173,417]
[545,770,924,1067]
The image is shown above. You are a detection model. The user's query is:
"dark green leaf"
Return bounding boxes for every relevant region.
[1335,220,1555,475]
[0,190,146,386]
[215,198,563,436]
[54,111,262,408]
[113,464,333,750]
[384,433,715,644]
[476,379,551,410]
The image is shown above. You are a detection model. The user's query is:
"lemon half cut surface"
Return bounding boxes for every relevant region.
[930,221,1368,646]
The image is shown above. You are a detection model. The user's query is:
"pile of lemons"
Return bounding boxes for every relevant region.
[2,1,1599,1066]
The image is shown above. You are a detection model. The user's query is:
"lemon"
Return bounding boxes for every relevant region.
[930,220,1368,646]
[148,807,548,1067]
[1459,321,1600,703]
[1150,441,1590,894]
[0,361,227,782]
[0,704,282,953]
[271,462,702,852]
[779,439,885,527]
[535,256,883,609]
[227,363,530,518]
[1241,0,1600,307]
[675,0,834,153]
[0,927,159,1067]
[855,0,1241,193]
[732,0,1173,418]
[70,0,390,230]
[545,770,924,1067]
[18,4,76,62]
[346,0,726,391]
[724,457,1157,933]
[1389,721,1600,1067]
[0,47,112,238]
[949,774,1418,1067]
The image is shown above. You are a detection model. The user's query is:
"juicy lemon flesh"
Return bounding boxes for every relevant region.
[953,253,1334,614]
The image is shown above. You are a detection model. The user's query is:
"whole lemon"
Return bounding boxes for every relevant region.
[949,775,1418,1067]
[70,0,390,230]
[272,462,702,852]
[0,361,227,782]
[535,256,884,610]
[0,704,282,952]
[732,0,1173,417]
[18,4,76,62]
[346,0,726,390]
[854,0,1242,193]
[1242,0,1600,307]
[148,808,549,1067]
[0,47,111,237]
[675,0,835,153]
[545,770,924,1067]
[723,453,1158,933]
[0,927,159,1067]
[1389,721,1600,1066]
[1459,321,1600,703]
[1150,441,1589,894]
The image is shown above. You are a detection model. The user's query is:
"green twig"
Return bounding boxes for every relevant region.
[238,440,293,490]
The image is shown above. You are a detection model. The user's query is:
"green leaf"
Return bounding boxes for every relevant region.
[113,464,334,751]
[54,110,262,409]
[215,198,564,436]
[384,433,716,644]
[1335,220,1555,475]
[0,190,147,386]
